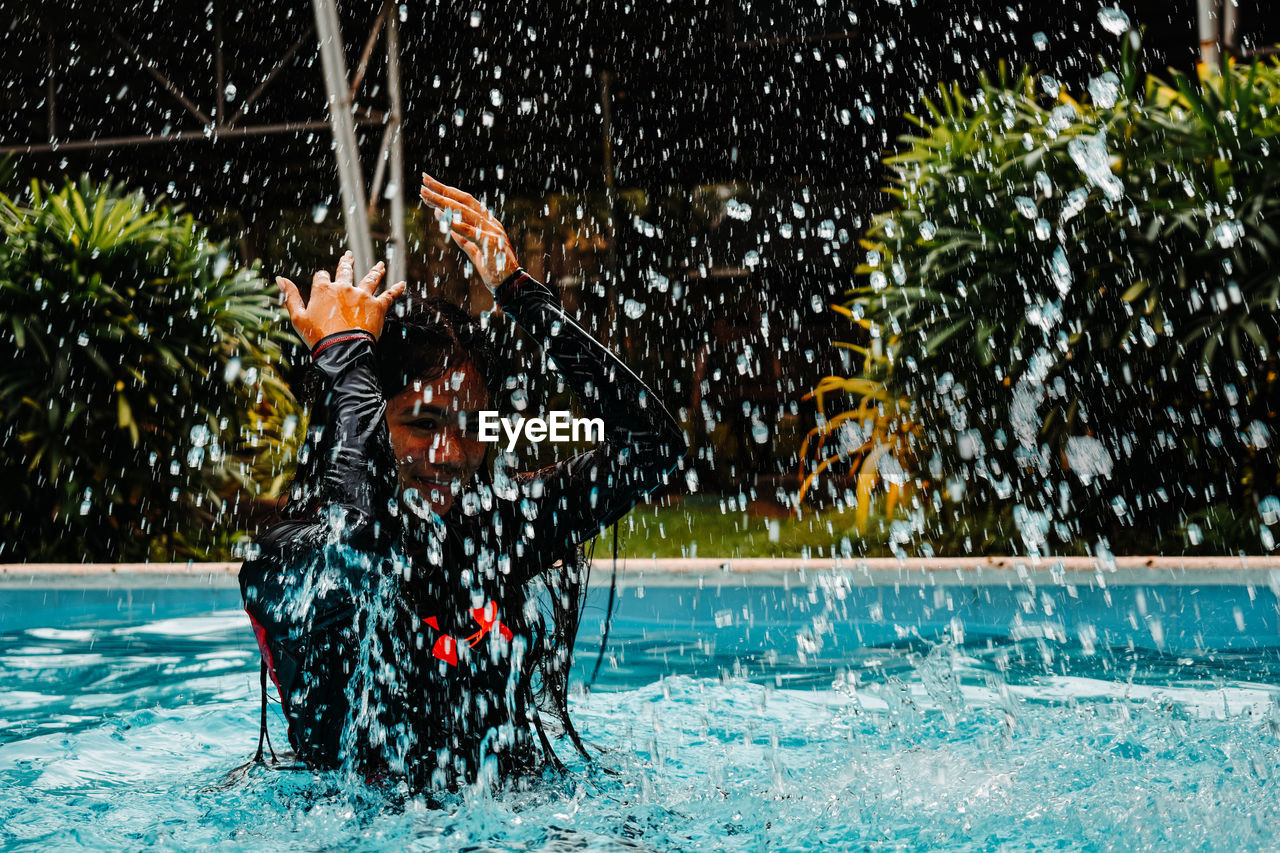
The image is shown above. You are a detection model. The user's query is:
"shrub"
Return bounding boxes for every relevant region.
[0,177,298,561]
[809,34,1280,556]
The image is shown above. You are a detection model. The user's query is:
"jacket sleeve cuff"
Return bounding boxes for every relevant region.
[494,268,530,307]
[495,269,565,313]
[311,330,376,360]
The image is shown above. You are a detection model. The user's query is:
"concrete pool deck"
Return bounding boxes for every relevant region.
[3,556,1280,588]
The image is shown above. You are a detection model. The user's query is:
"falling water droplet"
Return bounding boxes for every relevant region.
[1097,6,1131,35]
[1051,246,1073,295]
[1088,72,1121,108]
[401,488,436,522]
[1139,319,1158,348]
[1259,496,1280,526]
[751,419,769,444]
[1212,221,1244,248]
[1034,171,1053,198]
[189,424,211,447]
[878,454,907,486]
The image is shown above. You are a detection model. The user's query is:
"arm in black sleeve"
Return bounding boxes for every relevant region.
[238,330,401,765]
[305,330,400,525]
[240,520,365,765]
[495,269,687,577]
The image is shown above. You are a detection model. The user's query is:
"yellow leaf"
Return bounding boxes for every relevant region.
[885,481,902,517]
[117,394,140,447]
[855,445,892,532]
[1121,281,1148,303]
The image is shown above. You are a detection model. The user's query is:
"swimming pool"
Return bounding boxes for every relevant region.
[4,566,1280,851]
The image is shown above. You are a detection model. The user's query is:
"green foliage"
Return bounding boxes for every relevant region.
[617,497,875,559]
[0,177,299,561]
[826,35,1280,556]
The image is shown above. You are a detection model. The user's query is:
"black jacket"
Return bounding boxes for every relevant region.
[239,270,685,790]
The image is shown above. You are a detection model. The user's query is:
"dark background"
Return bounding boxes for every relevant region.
[1,0,1276,500]
[4,0,1257,205]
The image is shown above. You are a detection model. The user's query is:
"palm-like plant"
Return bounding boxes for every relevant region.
[808,33,1280,555]
[0,177,299,561]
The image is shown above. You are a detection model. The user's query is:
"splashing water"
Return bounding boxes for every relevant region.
[1088,72,1121,108]
[5,579,1280,851]
[1097,6,1131,35]
[1067,133,1124,201]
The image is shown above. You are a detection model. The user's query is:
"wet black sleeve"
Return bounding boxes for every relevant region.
[302,330,400,525]
[238,331,400,766]
[495,269,687,580]
[239,520,369,766]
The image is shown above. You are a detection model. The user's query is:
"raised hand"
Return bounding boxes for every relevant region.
[276,251,406,349]
[420,173,521,293]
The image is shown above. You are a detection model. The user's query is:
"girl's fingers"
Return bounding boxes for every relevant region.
[449,230,486,269]
[276,276,306,317]
[436,209,504,247]
[378,280,407,307]
[334,251,355,287]
[311,268,331,289]
[422,173,487,217]
[357,261,386,294]
[420,188,485,227]
[439,212,480,240]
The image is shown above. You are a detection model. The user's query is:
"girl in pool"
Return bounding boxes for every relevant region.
[240,174,685,792]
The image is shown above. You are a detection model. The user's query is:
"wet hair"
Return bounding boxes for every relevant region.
[291,296,501,411]
[374,297,501,403]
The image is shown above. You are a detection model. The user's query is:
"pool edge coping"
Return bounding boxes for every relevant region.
[3,557,1279,589]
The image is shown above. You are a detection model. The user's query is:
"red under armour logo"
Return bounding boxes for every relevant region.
[425,602,513,666]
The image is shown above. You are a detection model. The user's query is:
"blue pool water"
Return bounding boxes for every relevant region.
[4,576,1280,851]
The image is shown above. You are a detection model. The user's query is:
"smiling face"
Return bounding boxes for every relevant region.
[384,361,490,516]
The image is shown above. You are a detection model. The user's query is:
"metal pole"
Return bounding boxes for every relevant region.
[1222,0,1239,59]
[1197,0,1221,70]
[0,118,381,155]
[107,25,213,125]
[214,1,225,126]
[600,70,619,347]
[350,4,388,102]
[227,26,315,127]
[312,0,374,272]
[386,4,407,288]
[43,19,56,142]
[367,124,394,216]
